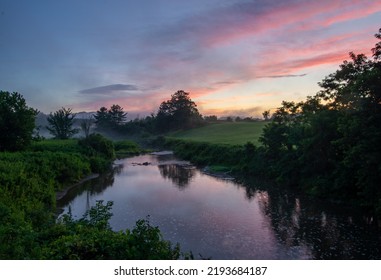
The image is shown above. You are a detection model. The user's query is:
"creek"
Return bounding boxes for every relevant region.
[57,152,381,259]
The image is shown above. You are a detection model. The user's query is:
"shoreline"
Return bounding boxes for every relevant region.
[56,173,99,201]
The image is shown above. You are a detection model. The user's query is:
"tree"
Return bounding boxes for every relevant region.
[80,117,93,138]
[0,91,38,151]
[262,110,270,121]
[94,105,127,130]
[315,29,381,206]
[108,104,127,127]
[46,107,79,139]
[94,107,110,130]
[156,90,203,132]
[204,115,218,122]
[258,28,381,210]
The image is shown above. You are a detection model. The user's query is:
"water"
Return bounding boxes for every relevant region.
[57,153,381,259]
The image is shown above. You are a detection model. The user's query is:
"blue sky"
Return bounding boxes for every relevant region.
[1,0,380,117]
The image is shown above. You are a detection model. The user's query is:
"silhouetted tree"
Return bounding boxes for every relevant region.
[94,105,127,130]
[259,28,381,211]
[0,91,38,151]
[156,90,203,132]
[204,115,218,122]
[108,104,127,127]
[94,107,110,130]
[262,110,270,121]
[46,107,79,139]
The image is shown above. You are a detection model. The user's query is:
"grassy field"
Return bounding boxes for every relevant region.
[168,121,268,146]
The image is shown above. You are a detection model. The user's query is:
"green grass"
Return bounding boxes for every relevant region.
[168,121,268,146]
[114,140,144,158]
[30,139,81,153]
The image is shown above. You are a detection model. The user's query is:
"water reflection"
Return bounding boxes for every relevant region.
[250,183,381,259]
[158,164,196,189]
[58,154,381,259]
[57,164,123,211]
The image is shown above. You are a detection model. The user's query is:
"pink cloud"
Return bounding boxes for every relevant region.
[248,30,376,79]
[198,0,381,47]
[320,1,381,27]
[75,1,381,116]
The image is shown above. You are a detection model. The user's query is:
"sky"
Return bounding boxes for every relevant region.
[1,0,380,118]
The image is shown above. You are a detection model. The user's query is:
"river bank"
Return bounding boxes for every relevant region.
[56,173,99,201]
[158,137,381,218]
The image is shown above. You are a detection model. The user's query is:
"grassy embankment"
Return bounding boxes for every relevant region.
[164,122,268,175]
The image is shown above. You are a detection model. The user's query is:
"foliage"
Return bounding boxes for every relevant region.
[44,201,181,260]
[78,133,115,160]
[1,136,180,259]
[121,114,156,136]
[94,105,127,131]
[78,133,115,172]
[109,104,128,126]
[94,106,110,130]
[30,139,81,153]
[257,29,381,210]
[0,91,38,151]
[204,115,218,122]
[114,140,142,158]
[46,107,79,139]
[262,110,270,120]
[0,139,97,259]
[156,90,204,132]
[163,138,244,167]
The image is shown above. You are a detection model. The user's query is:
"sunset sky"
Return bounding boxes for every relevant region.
[1,0,380,118]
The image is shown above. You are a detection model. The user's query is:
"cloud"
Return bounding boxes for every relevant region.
[149,0,381,49]
[79,84,139,94]
[68,1,380,115]
[258,74,307,79]
[134,0,379,103]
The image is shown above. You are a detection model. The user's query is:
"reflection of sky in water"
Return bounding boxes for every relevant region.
[59,154,381,259]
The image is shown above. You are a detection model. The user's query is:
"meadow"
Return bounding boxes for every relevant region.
[168,121,268,146]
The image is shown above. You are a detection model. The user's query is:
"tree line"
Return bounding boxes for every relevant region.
[45,90,205,141]
[0,89,205,147]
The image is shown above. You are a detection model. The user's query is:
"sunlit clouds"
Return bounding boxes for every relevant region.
[0,0,380,117]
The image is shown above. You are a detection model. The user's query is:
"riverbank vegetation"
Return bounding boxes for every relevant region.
[0,136,180,259]
[163,29,381,215]
[0,90,180,259]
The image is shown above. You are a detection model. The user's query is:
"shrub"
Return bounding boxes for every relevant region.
[79,133,115,160]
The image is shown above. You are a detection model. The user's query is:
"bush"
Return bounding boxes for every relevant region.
[44,201,181,260]
[114,140,142,158]
[79,133,115,160]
